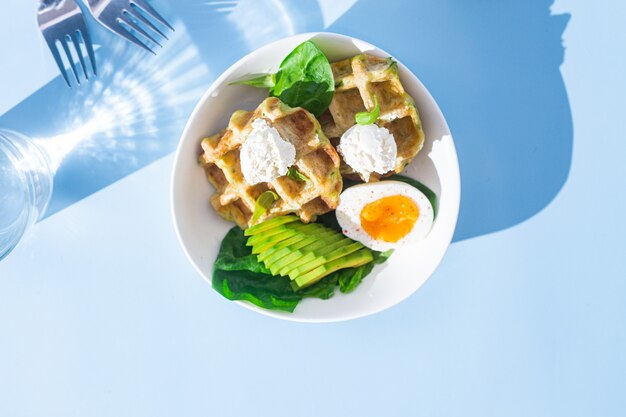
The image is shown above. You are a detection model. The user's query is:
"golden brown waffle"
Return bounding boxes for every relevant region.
[199,97,342,229]
[319,54,426,182]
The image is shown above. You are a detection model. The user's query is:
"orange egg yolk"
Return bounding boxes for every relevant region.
[359,195,419,243]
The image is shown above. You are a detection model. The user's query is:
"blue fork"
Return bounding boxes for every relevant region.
[86,0,174,54]
[37,0,97,87]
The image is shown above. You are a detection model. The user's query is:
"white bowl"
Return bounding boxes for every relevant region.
[171,32,460,322]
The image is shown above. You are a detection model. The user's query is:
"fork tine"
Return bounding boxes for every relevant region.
[38,0,96,86]
[46,38,71,87]
[60,36,81,85]
[128,7,168,40]
[119,14,162,48]
[131,0,174,31]
[74,19,97,76]
[114,18,156,54]
[70,32,88,80]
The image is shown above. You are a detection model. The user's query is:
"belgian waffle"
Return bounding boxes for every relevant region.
[319,54,426,181]
[199,97,342,229]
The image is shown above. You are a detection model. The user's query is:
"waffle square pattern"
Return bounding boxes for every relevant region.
[199,97,343,229]
[320,54,426,181]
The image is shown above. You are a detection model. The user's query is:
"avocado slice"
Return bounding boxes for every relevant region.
[244,215,299,236]
[293,248,374,289]
[272,252,316,276]
[250,228,303,254]
[277,236,353,277]
[288,241,365,279]
[273,234,346,275]
[247,222,320,247]
[269,232,346,276]
[257,233,311,262]
[261,229,337,264]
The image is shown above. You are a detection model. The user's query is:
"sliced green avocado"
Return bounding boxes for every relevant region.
[269,233,346,276]
[280,233,354,275]
[244,215,299,236]
[250,228,303,254]
[278,237,353,276]
[293,248,374,289]
[273,233,347,274]
[272,252,316,276]
[247,222,320,247]
[288,241,365,280]
[260,229,337,264]
[257,233,311,262]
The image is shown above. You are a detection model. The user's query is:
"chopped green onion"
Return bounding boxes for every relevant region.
[355,95,380,125]
[287,166,310,182]
[252,191,279,223]
[230,73,276,88]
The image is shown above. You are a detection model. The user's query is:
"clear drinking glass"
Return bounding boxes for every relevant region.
[0,129,53,260]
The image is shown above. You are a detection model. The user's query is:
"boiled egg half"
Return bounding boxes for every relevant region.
[336,181,434,251]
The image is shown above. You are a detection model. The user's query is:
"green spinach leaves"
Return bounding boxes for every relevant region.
[212,227,387,312]
[232,41,334,117]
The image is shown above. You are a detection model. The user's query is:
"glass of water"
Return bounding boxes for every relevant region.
[0,129,53,260]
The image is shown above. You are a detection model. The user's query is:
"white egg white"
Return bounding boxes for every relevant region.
[335,181,434,251]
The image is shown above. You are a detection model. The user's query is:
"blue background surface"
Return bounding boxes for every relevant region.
[1,0,625,416]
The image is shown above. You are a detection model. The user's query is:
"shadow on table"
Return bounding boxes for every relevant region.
[0,0,326,218]
[330,0,573,241]
[0,0,572,243]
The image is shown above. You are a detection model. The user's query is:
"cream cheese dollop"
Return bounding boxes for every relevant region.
[240,118,296,185]
[337,124,397,181]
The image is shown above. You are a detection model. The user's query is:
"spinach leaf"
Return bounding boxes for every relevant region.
[287,166,309,182]
[214,267,339,313]
[212,227,390,312]
[387,174,438,218]
[231,41,334,117]
[296,274,338,300]
[213,268,301,312]
[252,191,278,223]
[337,249,393,293]
[213,227,338,312]
[214,226,271,274]
[355,95,380,125]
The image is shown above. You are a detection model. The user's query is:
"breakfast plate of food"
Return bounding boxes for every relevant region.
[171,32,460,322]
